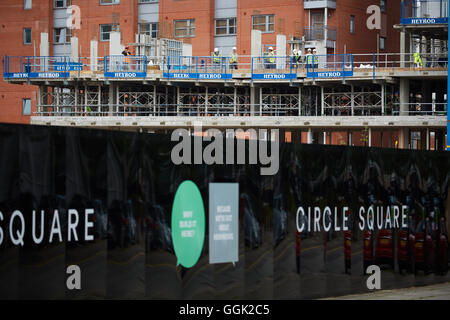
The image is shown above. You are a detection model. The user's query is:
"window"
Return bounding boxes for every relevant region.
[380,37,386,50]
[380,0,386,13]
[54,28,71,44]
[174,19,195,38]
[139,23,158,38]
[54,0,71,8]
[252,15,274,33]
[215,18,236,36]
[23,99,31,115]
[350,15,355,34]
[100,0,119,4]
[100,24,119,41]
[138,0,158,3]
[23,28,32,45]
[24,0,32,9]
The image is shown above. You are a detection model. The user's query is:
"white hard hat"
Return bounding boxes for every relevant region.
[269,47,274,51]
[292,49,297,53]
[214,48,219,52]
[298,50,302,55]
[313,48,317,52]
[232,47,237,50]
[307,48,312,52]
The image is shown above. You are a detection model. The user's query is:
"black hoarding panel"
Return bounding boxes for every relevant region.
[0,123,448,300]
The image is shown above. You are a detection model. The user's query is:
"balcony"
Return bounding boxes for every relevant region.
[401,0,448,24]
[303,26,337,42]
[304,0,336,9]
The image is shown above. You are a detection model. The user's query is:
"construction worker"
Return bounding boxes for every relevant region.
[313,48,319,69]
[414,51,423,68]
[305,48,313,70]
[122,46,132,71]
[230,47,238,70]
[212,48,222,71]
[267,46,276,69]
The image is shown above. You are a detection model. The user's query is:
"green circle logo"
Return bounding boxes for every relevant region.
[171,180,205,268]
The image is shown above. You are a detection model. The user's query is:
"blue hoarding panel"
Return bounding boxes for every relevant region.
[104,72,147,78]
[251,73,296,80]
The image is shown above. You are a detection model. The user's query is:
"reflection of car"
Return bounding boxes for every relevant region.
[150,205,172,252]
[242,194,261,249]
[93,199,108,240]
[344,230,352,274]
[375,228,394,269]
[273,194,287,247]
[414,219,435,274]
[125,200,137,245]
[438,218,449,274]
[397,215,415,273]
[363,231,373,271]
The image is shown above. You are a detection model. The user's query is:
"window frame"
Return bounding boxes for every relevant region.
[380,36,386,50]
[380,0,386,13]
[251,14,275,33]
[24,0,32,10]
[54,0,71,8]
[100,24,119,42]
[174,19,196,38]
[22,98,31,116]
[54,27,72,44]
[215,17,236,36]
[138,0,158,3]
[350,15,355,34]
[139,22,158,38]
[23,28,32,45]
[100,0,120,5]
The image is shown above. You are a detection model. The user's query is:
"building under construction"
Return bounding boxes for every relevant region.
[1,0,448,149]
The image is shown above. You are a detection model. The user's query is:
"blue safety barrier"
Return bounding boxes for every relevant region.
[306,54,353,80]
[251,56,297,81]
[163,56,232,80]
[3,56,71,79]
[104,55,147,78]
[401,0,448,24]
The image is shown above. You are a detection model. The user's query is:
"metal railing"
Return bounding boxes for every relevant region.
[401,0,449,23]
[3,52,448,80]
[303,25,337,41]
[34,103,448,118]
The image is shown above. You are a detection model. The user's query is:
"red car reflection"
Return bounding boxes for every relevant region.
[363,231,373,271]
[375,228,395,269]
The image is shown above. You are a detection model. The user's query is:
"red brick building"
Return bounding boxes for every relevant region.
[0,0,401,124]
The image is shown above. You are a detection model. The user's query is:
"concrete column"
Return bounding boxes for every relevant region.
[368,128,372,147]
[38,86,42,114]
[177,86,181,115]
[153,85,157,115]
[116,85,120,114]
[251,30,262,58]
[74,85,78,114]
[90,40,98,71]
[399,78,409,115]
[351,84,355,116]
[348,131,352,146]
[276,35,286,69]
[324,8,328,41]
[298,86,302,116]
[381,83,385,115]
[39,33,49,57]
[109,31,122,56]
[321,86,324,115]
[71,37,79,62]
[108,85,114,115]
[426,129,430,150]
[233,87,237,115]
[259,87,263,116]
[250,86,256,116]
[98,85,101,113]
[84,85,88,114]
[400,30,410,67]
[307,128,312,144]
